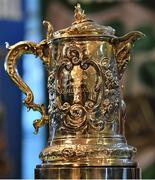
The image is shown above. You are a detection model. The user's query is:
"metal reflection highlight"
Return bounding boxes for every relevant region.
[4,3,144,179]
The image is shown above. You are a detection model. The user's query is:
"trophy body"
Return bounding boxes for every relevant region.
[35,34,141,180]
[5,4,144,179]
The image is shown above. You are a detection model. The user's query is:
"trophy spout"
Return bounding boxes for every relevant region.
[4,3,144,179]
[112,31,145,79]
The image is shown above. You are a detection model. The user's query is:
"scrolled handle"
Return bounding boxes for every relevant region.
[5,21,53,134]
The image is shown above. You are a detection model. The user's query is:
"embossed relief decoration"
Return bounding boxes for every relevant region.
[48,42,120,133]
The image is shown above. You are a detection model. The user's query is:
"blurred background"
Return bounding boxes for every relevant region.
[0,0,155,178]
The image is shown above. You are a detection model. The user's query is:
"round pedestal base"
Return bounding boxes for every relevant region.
[35,164,141,179]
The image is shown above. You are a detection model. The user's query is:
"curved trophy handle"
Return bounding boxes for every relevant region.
[5,21,53,134]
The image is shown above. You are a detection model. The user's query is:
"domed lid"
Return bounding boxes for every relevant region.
[53,4,115,38]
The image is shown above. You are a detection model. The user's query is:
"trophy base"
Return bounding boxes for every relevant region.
[35,164,141,179]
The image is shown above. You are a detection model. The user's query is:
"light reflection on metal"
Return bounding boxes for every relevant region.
[4,3,144,179]
[21,0,45,178]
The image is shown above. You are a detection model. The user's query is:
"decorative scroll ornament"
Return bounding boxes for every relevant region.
[48,44,120,132]
[4,3,144,169]
[5,21,53,134]
[112,31,145,79]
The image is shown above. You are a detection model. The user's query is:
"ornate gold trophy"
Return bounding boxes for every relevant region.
[5,4,144,179]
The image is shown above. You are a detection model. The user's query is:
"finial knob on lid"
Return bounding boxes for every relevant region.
[53,3,115,38]
[74,3,88,24]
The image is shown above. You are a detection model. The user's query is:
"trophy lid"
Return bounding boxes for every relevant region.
[53,4,115,38]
